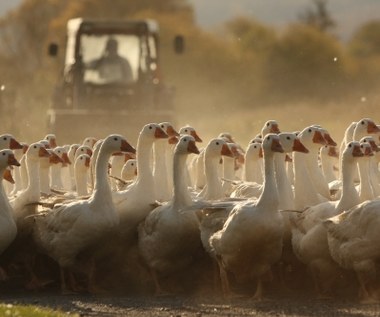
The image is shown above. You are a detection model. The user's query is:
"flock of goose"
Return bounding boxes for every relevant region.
[0,118,380,302]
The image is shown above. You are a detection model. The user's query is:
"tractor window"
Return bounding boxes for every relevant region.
[80,34,140,84]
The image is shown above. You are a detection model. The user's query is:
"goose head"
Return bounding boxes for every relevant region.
[82,136,98,149]
[179,126,203,143]
[261,120,280,136]
[360,142,374,157]
[205,138,234,159]
[102,134,136,154]
[75,145,93,159]
[279,132,309,154]
[343,141,363,160]
[159,122,179,137]
[44,133,57,148]
[298,126,327,149]
[29,142,50,159]
[360,136,379,153]
[75,154,91,171]
[175,135,200,156]
[53,146,71,166]
[354,118,380,140]
[140,123,168,141]
[0,134,23,150]
[0,149,21,168]
[262,133,284,154]
[122,159,138,180]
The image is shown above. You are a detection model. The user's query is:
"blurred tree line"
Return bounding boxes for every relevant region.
[0,0,379,139]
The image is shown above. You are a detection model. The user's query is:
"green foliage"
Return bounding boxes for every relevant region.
[349,20,380,57]
[0,303,78,317]
[263,24,348,101]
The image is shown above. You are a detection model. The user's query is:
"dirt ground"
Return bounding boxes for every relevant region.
[1,288,380,317]
[0,292,378,317]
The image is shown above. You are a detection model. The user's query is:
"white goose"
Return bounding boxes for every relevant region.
[138,135,201,294]
[50,146,71,190]
[74,154,91,197]
[33,134,135,293]
[324,199,380,302]
[243,141,263,184]
[293,126,328,210]
[320,145,339,185]
[290,141,363,296]
[357,142,375,202]
[360,136,380,197]
[40,149,64,195]
[121,159,137,184]
[196,138,234,201]
[113,123,168,239]
[210,133,284,299]
[153,122,179,202]
[10,142,50,227]
[0,150,20,266]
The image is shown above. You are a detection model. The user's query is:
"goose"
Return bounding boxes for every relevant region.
[50,146,71,190]
[293,126,328,210]
[121,159,137,184]
[357,142,375,202]
[32,134,135,293]
[324,199,380,302]
[0,150,20,275]
[82,136,98,149]
[113,123,168,239]
[360,136,380,197]
[110,152,135,190]
[10,142,50,226]
[305,126,336,200]
[320,145,339,185]
[44,134,57,149]
[10,142,28,196]
[221,143,243,196]
[179,126,203,188]
[261,120,281,136]
[290,141,363,296]
[40,149,64,195]
[138,135,201,295]
[209,133,284,299]
[352,118,380,141]
[153,122,179,202]
[196,138,234,200]
[74,154,91,197]
[243,141,263,183]
[66,144,80,191]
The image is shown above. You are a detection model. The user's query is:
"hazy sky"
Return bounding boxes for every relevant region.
[2,0,380,40]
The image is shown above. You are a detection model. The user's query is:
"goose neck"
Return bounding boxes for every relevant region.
[257,151,278,209]
[172,153,192,209]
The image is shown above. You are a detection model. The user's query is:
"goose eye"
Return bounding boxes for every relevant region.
[254,146,257,148]
[149,126,152,130]
[349,144,352,148]
[131,163,134,166]
[33,145,37,149]
[183,138,187,142]
[113,137,118,141]
[2,153,5,156]
[286,136,290,140]
[216,142,219,145]
[308,129,312,133]
[3,137,7,141]
[266,123,270,126]
[361,121,365,125]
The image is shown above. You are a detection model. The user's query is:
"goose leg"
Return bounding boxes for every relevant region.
[216,257,232,298]
[150,268,170,296]
[252,278,263,300]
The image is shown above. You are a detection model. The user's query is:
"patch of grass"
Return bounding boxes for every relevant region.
[0,303,78,317]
